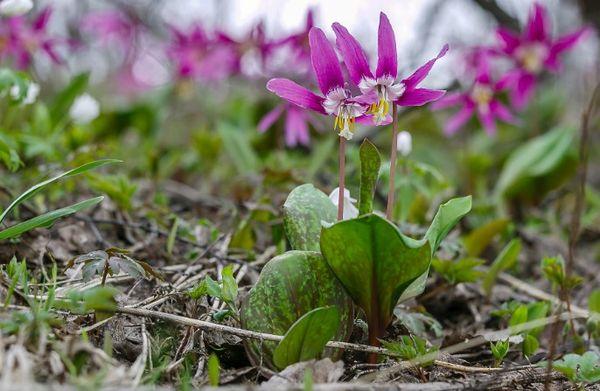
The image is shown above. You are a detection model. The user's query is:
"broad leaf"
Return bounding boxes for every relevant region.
[358,139,381,216]
[551,352,600,383]
[425,196,472,254]
[0,197,104,240]
[320,214,430,345]
[273,306,340,370]
[283,184,336,251]
[0,159,120,225]
[240,251,353,369]
[495,127,576,202]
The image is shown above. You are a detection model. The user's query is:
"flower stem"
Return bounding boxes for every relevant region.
[338,136,346,221]
[386,104,398,221]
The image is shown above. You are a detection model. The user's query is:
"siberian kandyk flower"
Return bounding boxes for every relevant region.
[332,12,448,125]
[495,2,590,109]
[267,27,367,140]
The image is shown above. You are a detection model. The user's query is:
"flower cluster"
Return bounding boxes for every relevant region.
[434,2,590,136]
[266,12,448,141]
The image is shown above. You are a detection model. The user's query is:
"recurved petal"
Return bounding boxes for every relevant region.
[285,106,310,146]
[375,12,397,78]
[444,103,475,135]
[402,44,449,90]
[309,27,345,95]
[332,22,372,86]
[258,105,284,132]
[266,78,326,114]
[396,88,446,107]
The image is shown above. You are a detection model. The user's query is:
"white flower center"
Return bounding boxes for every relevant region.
[323,87,365,140]
[470,83,494,114]
[358,75,405,125]
[515,43,548,74]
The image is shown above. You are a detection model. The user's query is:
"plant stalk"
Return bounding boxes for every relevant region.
[338,136,346,221]
[386,105,399,220]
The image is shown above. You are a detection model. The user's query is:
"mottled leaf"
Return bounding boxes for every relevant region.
[273,306,340,369]
[283,184,336,251]
[240,251,353,369]
[320,214,430,344]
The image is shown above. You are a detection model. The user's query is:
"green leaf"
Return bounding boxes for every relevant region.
[320,214,430,343]
[221,265,238,304]
[208,353,220,386]
[217,122,259,174]
[283,184,336,251]
[240,251,353,369]
[522,334,539,357]
[432,257,484,285]
[482,239,521,297]
[463,218,510,257]
[490,340,509,363]
[425,196,472,254]
[0,197,104,240]
[495,127,576,201]
[358,139,381,216]
[382,335,437,363]
[273,306,340,370]
[188,276,221,300]
[550,351,600,383]
[50,73,90,124]
[589,290,600,314]
[0,159,120,225]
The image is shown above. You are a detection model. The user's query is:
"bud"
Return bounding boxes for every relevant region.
[396,130,412,156]
[0,0,33,16]
[69,94,100,124]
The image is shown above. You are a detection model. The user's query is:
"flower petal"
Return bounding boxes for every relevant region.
[258,105,284,132]
[396,88,446,107]
[444,103,474,135]
[546,27,591,71]
[285,106,310,146]
[510,72,536,110]
[332,22,372,86]
[309,27,345,95]
[375,12,397,78]
[431,92,465,110]
[402,44,449,90]
[496,28,521,54]
[266,78,326,114]
[477,108,496,136]
[525,2,549,42]
[490,100,516,123]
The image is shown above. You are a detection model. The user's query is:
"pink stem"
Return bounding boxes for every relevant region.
[386,105,398,220]
[338,136,346,221]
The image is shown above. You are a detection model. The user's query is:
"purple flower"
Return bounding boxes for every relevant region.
[167,24,240,82]
[432,59,516,136]
[258,103,319,147]
[81,10,137,52]
[266,27,368,140]
[272,10,314,74]
[332,12,448,124]
[0,7,62,69]
[496,2,591,109]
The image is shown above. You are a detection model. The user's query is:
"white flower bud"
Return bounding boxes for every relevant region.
[329,187,359,220]
[69,94,100,124]
[0,0,33,16]
[23,82,39,104]
[396,130,412,156]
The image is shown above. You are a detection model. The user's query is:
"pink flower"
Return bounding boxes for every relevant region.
[496,2,591,109]
[81,10,137,52]
[0,7,62,69]
[258,103,319,147]
[266,27,369,140]
[167,24,240,82]
[332,12,448,124]
[432,59,516,136]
